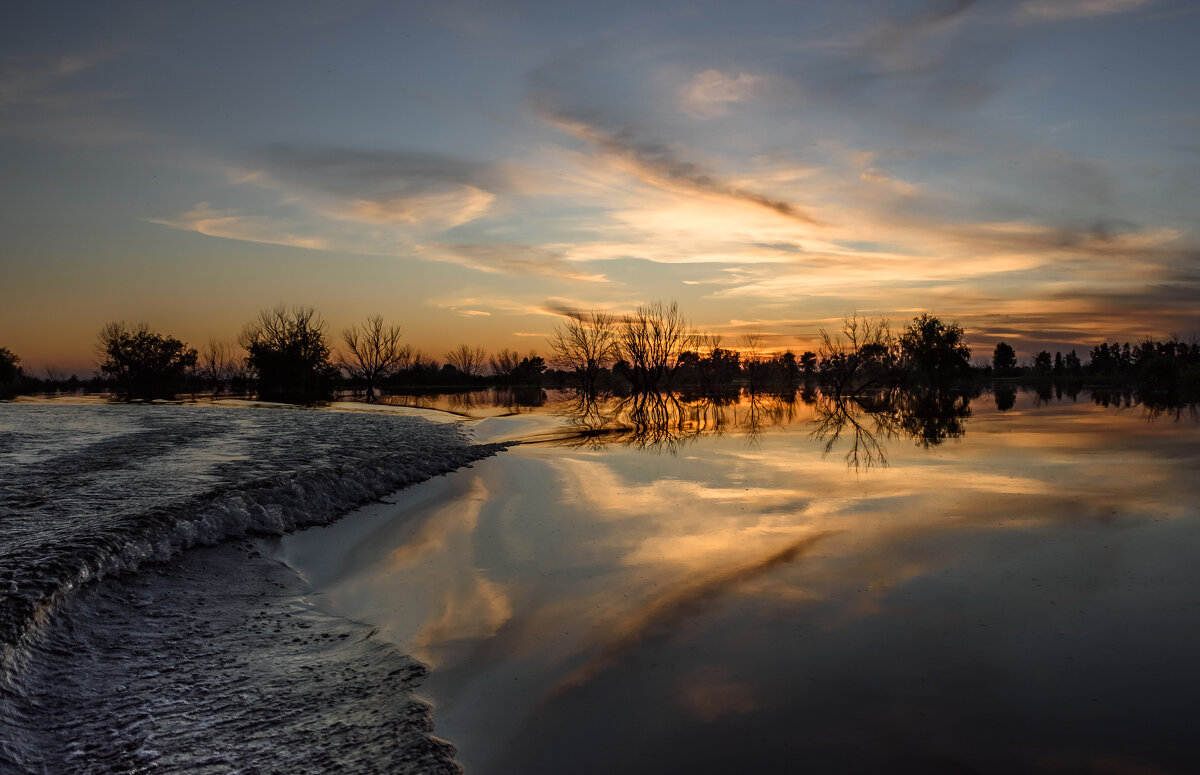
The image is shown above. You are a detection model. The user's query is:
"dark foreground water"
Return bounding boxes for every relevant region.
[282,390,1200,774]
[0,401,504,773]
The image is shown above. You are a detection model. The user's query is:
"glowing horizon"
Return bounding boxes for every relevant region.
[3,1,1198,376]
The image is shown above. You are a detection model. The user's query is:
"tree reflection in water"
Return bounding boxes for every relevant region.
[812,387,974,470]
[552,386,967,464]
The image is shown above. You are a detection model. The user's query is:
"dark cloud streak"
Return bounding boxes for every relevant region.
[255,144,501,199]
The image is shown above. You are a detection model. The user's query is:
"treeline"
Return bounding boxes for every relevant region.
[549,307,975,395]
[990,338,1200,390]
[1,301,1197,404]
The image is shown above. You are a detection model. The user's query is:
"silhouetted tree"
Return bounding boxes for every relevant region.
[97,322,198,401]
[239,305,337,404]
[817,314,897,395]
[742,334,765,393]
[799,350,817,376]
[0,347,22,398]
[513,354,546,385]
[617,301,696,391]
[444,344,487,378]
[489,348,521,379]
[1064,350,1083,378]
[1032,351,1053,376]
[340,315,409,402]
[198,338,236,396]
[900,314,971,383]
[548,310,620,394]
[992,341,1017,376]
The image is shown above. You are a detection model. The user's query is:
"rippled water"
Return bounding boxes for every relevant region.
[0,401,503,773]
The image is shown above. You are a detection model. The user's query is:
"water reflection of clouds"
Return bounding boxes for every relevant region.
[284,391,1200,772]
[318,477,517,668]
[542,532,835,701]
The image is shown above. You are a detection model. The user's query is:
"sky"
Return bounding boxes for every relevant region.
[3,0,1199,375]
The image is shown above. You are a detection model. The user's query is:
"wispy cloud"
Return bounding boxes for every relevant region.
[529,54,821,226]
[0,47,143,144]
[1016,0,1154,21]
[418,242,609,282]
[148,203,331,251]
[679,69,764,120]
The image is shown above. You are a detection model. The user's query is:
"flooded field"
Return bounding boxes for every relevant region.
[283,389,1200,774]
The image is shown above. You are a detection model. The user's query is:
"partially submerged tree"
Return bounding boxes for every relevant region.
[97,322,198,401]
[0,347,22,398]
[339,315,409,402]
[617,300,696,391]
[900,314,972,384]
[817,314,897,395]
[198,338,237,396]
[548,310,620,394]
[239,305,338,404]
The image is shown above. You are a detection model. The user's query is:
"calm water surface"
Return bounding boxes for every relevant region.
[283,391,1200,774]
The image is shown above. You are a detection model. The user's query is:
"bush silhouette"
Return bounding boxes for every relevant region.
[97,323,197,401]
[240,306,338,404]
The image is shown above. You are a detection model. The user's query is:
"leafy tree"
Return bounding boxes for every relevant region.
[992,341,1017,376]
[490,349,545,384]
[97,322,198,401]
[900,314,971,383]
[1064,350,1083,377]
[0,347,22,398]
[239,305,338,404]
[1032,351,1053,375]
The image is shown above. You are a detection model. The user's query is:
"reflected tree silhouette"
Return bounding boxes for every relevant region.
[810,395,891,471]
[811,387,975,469]
[875,388,972,448]
[553,389,790,453]
[994,384,1016,411]
[550,384,975,462]
[740,391,799,447]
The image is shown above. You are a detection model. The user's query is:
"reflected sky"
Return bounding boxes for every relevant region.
[281,393,1200,773]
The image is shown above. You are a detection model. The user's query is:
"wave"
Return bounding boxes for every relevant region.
[0,403,506,688]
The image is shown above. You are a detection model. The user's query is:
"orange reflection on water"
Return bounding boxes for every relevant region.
[281,389,1200,773]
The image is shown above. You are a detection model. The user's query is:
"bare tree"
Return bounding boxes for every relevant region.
[817,313,897,395]
[339,315,409,402]
[741,333,765,393]
[489,348,522,378]
[198,338,236,396]
[617,300,696,390]
[445,344,488,377]
[43,365,64,394]
[548,310,620,394]
[238,305,337,404]
[408,349,438,373]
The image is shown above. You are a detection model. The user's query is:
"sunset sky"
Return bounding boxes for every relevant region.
[3,0,1199,375]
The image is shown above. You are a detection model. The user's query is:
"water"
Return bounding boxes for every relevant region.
[281,389,1200,774]
[0,401,504,773]
[3,391,1197,773]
